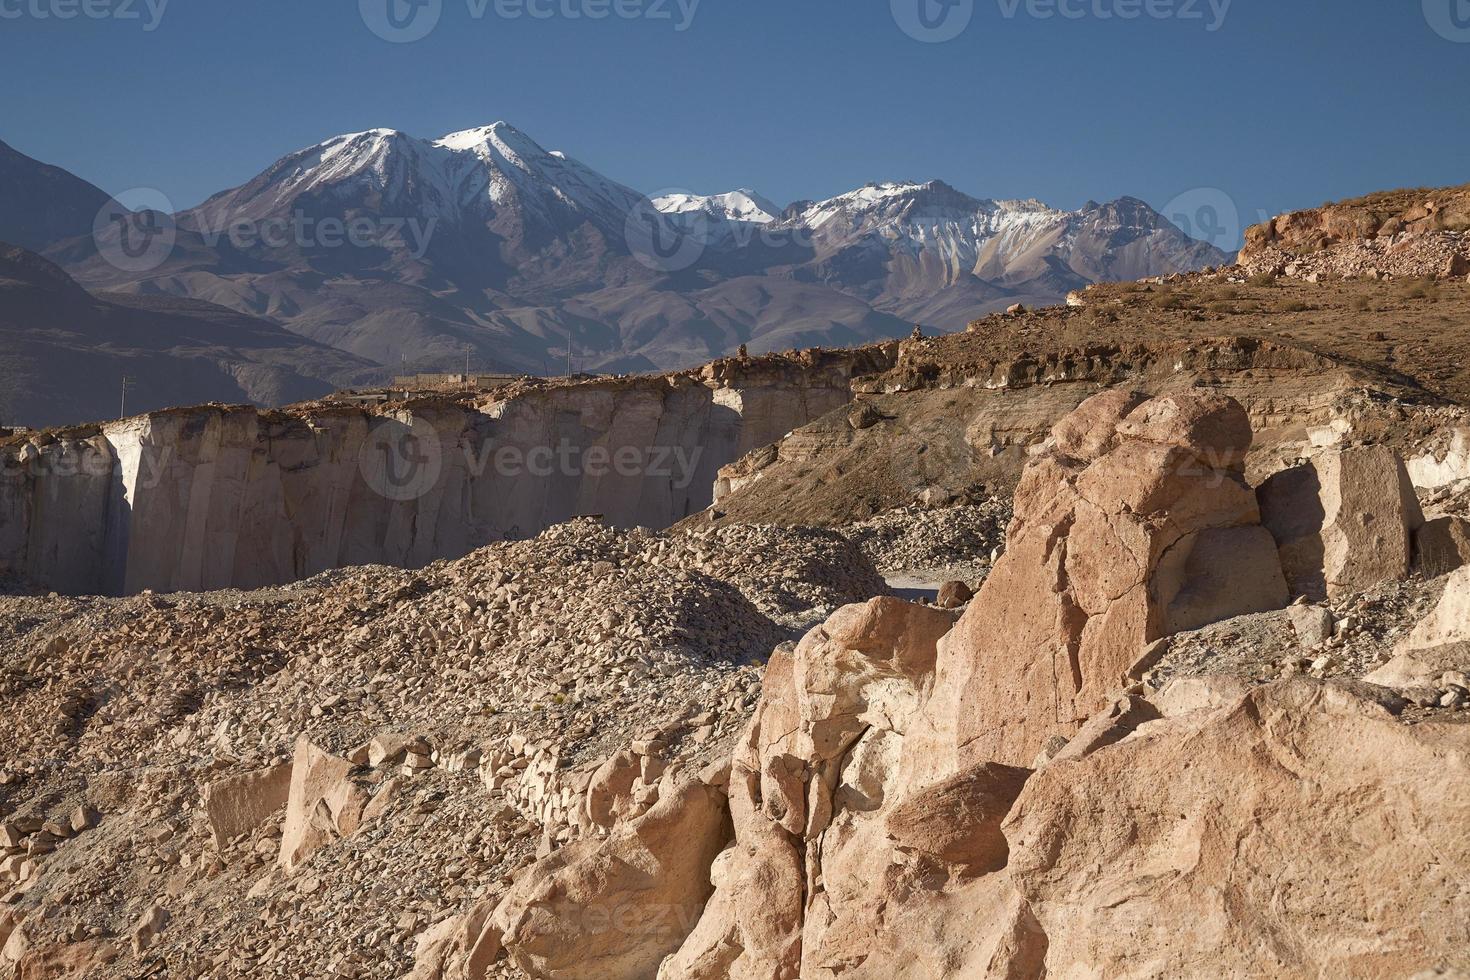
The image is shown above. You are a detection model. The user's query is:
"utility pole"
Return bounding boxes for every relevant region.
[120,376,135,419]
[566,331,574,379]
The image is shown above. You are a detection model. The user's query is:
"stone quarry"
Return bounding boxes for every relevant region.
[0,350,880,596]
[4,240,1470,979]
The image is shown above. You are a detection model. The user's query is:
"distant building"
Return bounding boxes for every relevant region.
[389,372,525,391]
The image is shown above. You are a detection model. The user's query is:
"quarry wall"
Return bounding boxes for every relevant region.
[0,356,869,595]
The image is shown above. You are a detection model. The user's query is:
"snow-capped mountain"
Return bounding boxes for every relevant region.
[42,122,1227,380]
[653,189,781,224]
[782,180,1220,288]
[188,123,644,246]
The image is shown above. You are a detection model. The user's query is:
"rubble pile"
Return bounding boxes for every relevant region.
[1144,578,1448,694]
[1235,230,1470,282]
[662,524,888,620]
[1236,186,1470,281]
[837,501,1011,576]
[0,519,889,978]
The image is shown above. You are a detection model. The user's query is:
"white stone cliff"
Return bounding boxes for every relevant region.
[0,356,874,595]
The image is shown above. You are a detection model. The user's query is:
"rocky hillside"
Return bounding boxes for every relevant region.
[0,245,378,429]
[706,268,1470,527]
[1238,183,1470,281]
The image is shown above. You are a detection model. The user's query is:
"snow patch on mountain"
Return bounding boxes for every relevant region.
[653,189,781,225]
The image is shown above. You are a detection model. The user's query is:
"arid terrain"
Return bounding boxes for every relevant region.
[3,191,1470,979]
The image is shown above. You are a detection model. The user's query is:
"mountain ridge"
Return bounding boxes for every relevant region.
[0,242,378,428]
[15,123,1226,386]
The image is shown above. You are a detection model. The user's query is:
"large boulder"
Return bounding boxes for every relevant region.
[407,902,501,980]
[883,761,1031,873]
[1415,515,1470,579]
[491,776,733,980]
[202,762,292,848]
[659,597,961,980]
[918,391,1287,771]
[1258,445,1426,600]
[277,737,370,873]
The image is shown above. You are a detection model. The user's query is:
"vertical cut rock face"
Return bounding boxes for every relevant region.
[1258,445,1426,600]
[0,363,861,595]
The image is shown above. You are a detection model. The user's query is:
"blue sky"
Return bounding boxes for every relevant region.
[3,0,1468,246]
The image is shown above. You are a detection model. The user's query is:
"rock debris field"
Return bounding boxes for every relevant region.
[0,520,892,978]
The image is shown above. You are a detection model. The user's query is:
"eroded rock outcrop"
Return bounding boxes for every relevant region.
[481,392,1470,980]
[657,596,962,980]
[652,394,1325,979]
[1004,680,1470,978]
[916,391,1287,771]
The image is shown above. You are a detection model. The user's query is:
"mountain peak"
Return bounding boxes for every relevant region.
[653,189,781,225]
[435,120,531,151]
